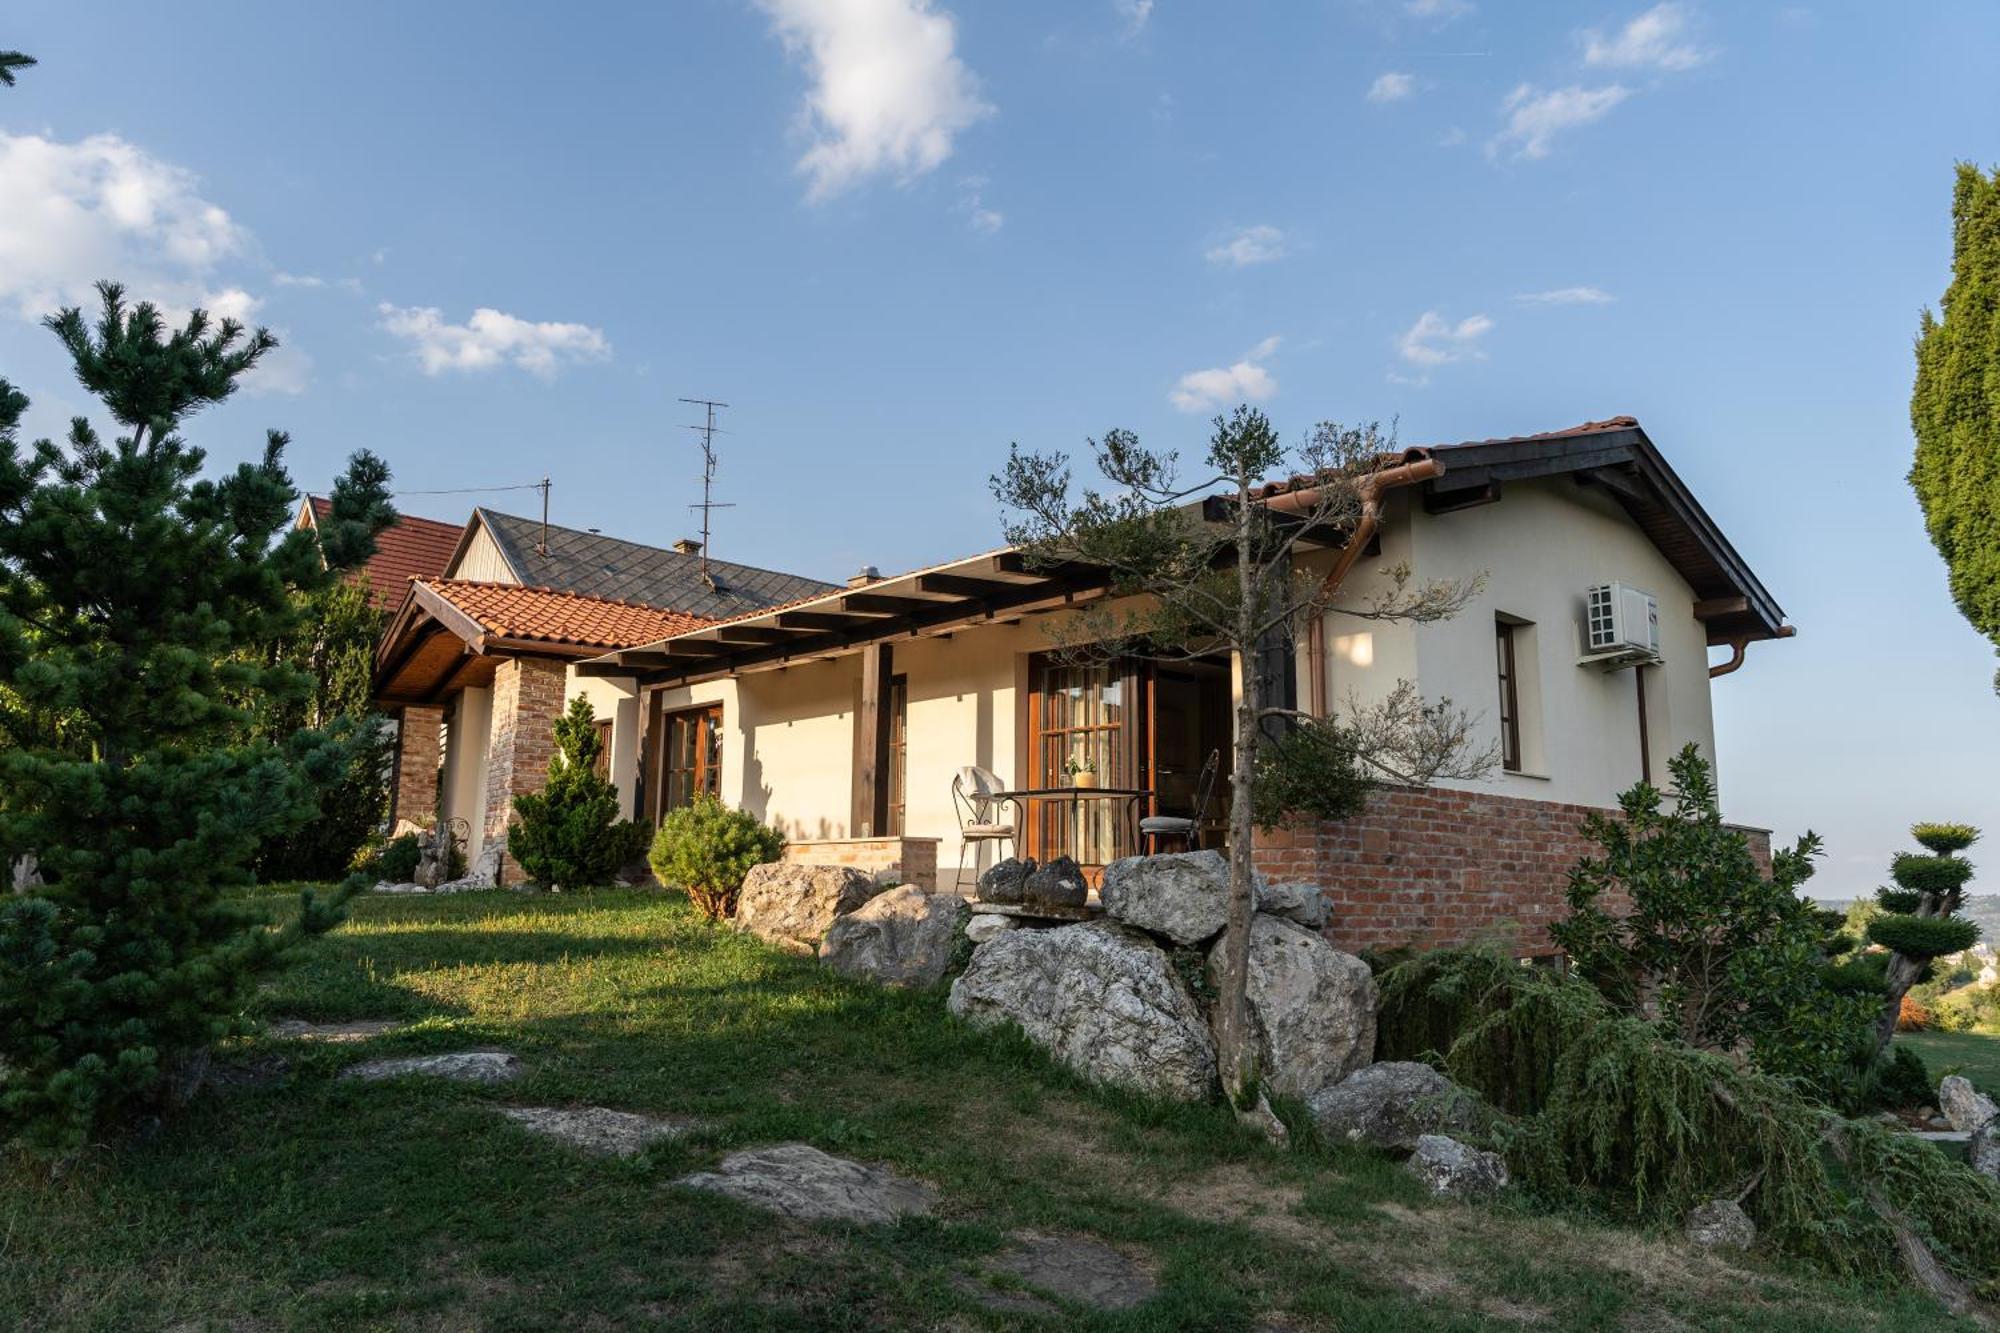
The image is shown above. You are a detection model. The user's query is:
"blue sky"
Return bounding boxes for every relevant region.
[3,1,1997,899]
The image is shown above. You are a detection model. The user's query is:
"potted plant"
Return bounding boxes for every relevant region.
[1064,754,1100,789]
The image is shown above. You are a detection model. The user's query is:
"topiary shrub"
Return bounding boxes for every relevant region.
[1868,913,1980,960]
[1865,823,1981,1057]
[509,696,649,890]
[374,832,421,882]
[648,794,783,919]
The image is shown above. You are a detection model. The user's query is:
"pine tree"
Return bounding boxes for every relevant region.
[1911,164,2000,689]
[1866,823,1980,1056]
[0,51,34,87]
[0,284,394,1156]
[509,695,648,889]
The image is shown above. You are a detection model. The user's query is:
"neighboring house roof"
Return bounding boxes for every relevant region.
[448,507,837,620]
[373,577,715,706]
[301,496,466,611]
[583,414,1792,690]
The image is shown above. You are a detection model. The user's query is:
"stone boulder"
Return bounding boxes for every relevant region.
[964,912,1018,945]
[736,863,885,954]
[1024,856,1088,909]
[676,1143,936,1223]
[1217,915,1375,1100]
[1939,1075,1999,1134]
[820,885,969,988]
[948,920,1216,1101]
[977,857,1033,904]
[1972,1121,2000,1182]
[1405,1134,1507,1199]
[498,1106,697,1157]
[1685,1199,1757,1251]
[340,1051,522,1085]
[1100,850,1231,946]
[1308,1061,1481,1152]
[1254,880,1330,930]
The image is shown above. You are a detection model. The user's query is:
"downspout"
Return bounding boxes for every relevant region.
[1262,453,1445,715]
[1708,624,1795,678]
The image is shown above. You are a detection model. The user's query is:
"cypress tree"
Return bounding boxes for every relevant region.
[1911,163,2000,688]
[508,695,648,889]
[0,284,393,1156]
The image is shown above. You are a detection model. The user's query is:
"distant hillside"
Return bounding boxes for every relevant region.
[1811,894,2000,944]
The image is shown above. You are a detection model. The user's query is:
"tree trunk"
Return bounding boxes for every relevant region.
[1874,950,1927,1055]
[1213,468,1263,1112]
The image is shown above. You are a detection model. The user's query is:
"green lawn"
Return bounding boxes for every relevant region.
[1902,1029,2000,1098]
[0,888,1977,1332]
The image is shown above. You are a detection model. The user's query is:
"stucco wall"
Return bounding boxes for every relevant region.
[567,669,642,818]
[440,685,493,860]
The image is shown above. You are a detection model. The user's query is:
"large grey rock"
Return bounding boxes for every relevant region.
[341,1050,521,1084]
[964,911,1018,945]
[1405,1134,1507,1199]
[269,1018,400,1043]
[1219,915,1375,1100]
[1972,1120,2000,1181]
[981,1231,1158,1310]
[1100,850,1232,946]
[736,862,885,954]
[1255,880,1330,930]
[977,857,1033,905]
[1685,1199,1756,1250]
[1024,856,1088,909]
[676,1143,936,1223]
[820,885,969,988]
[1308,1061,1480,1152]
[498,1105,697,1157]
[948,920,1216,1101]
[1939,1075,1999,1133]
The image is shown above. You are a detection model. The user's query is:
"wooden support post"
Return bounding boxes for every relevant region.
[853,644,892,836]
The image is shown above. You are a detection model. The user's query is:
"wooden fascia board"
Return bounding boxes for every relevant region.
[408,581,492,653]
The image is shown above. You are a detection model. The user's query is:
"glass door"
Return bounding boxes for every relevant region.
[1029,657,1145,865]
[655,705,722,820]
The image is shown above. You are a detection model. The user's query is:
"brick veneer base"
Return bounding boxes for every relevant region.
[781,837,941,892]
[481,656,570,886]
[1252,785,1773,958]
[393,705,443,829]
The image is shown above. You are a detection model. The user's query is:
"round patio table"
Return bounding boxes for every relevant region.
[990,786,1152,864]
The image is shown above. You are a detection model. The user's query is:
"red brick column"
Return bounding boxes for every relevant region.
[481,656,569,884]
[393,704,443,829]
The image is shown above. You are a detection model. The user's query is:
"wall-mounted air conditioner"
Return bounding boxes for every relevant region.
[1580,582,1661,670]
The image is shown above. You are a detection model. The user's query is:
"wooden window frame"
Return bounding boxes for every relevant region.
[885,673,908,837]
[592,717,614,781]
[1496,619,1523,774]
[650,703,723,823]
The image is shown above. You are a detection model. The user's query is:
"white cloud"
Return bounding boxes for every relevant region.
[1367,72,1416,103]
[756,0,994,202]
[1112,0,1153,36]
[1405,0,1473,20]
[0,130,252,320]
[376,304,610,378]
[1487,83,1629,160]
[1437,125,1468,147]
[1169,335,1279,413]
[958,176,1003,232]
[1398,311,1492,366]
[1515,285,1615,304]
[1205,224,1287,268]
[1582,3,1711,72]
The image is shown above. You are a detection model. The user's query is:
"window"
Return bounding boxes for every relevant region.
[654,705,722,820]
[1496,619,1522,773]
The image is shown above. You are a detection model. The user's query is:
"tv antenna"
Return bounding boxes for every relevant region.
[679,397,733,585]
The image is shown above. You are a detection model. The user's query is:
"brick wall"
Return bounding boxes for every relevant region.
[781,837,941,892]
[1252,785,1774,957]
[481,656,569,885]
[393,704,443,828]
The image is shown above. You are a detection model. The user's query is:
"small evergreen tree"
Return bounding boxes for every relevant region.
[1912,163,2000,690]
[509,695,647,889]
[0,284,393,1156]
[1866,822,1980,1056]
[0,50,34,86]
[1551,744,1877,1101]
[648,794,784,919]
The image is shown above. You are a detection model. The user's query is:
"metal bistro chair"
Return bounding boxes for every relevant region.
[1141,749,1220,853]
[952,765,1017,894]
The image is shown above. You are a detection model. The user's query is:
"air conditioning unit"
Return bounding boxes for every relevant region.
[1581,582,1661,669]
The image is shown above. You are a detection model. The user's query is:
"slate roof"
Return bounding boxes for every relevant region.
[307,497,466,611]
[468,508,837,620]
[415,579,714,651]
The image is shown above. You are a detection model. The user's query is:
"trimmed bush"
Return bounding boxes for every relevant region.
[1890,851,1975,898]
[510,696,649,890]
[375,832,421,882]
[1913,822,1980,855]
[648,794,784,920]
[1867,912,1979,960]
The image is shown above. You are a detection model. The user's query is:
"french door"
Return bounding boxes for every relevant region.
[649,704,722,822]
[1027,656,1147,865]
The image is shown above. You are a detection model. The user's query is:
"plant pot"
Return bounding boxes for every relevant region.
[1071,772,1100,789]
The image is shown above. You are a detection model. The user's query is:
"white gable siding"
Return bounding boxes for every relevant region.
[448,524,516,583]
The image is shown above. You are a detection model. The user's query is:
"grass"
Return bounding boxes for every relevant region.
[0,887,1980,1332]
[1902,1028,2000,1098]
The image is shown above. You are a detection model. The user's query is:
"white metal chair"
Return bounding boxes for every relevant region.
[952,765,1016,893]
[1141,749,1220,853]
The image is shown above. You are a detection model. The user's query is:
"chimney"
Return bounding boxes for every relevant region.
[847,564,881,588]
[672,538,702,556]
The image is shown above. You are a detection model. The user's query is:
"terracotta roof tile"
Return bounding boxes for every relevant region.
[311,498,466,611]
[417,579,714,650]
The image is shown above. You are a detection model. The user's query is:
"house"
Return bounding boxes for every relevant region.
[293,496,466,611]
[563,416,1792,956]
[374,510,836,876]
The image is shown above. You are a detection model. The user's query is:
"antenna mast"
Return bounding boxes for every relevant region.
[678,397,734,584]
[535,475,551,556]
